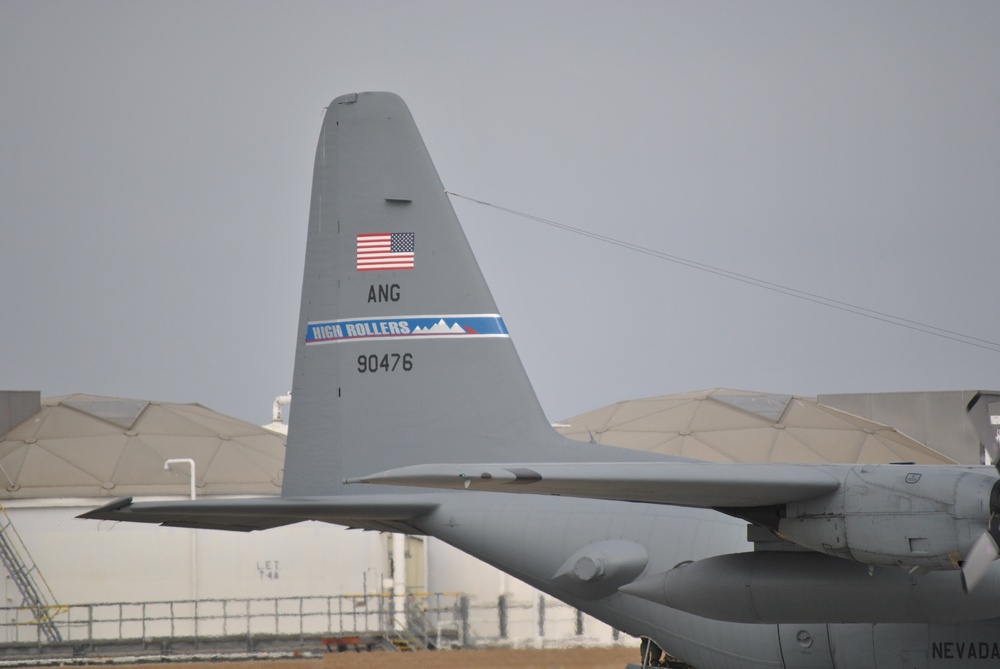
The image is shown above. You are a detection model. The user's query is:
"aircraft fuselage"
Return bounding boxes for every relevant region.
[418,493,1000,668]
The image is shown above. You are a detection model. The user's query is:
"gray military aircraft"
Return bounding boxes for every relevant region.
[81,92,1000,668]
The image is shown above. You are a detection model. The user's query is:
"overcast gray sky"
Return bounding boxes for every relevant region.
[3,1,999,425]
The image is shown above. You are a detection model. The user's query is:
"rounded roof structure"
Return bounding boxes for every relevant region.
[555,388,955,465]
[0,394,284,500]
[1,389,956,501]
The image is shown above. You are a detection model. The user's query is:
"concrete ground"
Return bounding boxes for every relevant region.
[112,647,639,669]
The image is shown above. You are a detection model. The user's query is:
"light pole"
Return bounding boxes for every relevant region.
[163,458,198,599]
[163,458,196,499]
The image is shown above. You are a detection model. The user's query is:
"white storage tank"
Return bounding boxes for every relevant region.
[0,394,390,634]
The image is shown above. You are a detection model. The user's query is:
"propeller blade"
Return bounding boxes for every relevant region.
[962,531,1000,593]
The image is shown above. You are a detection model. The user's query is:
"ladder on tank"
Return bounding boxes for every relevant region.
[0,504,62,643]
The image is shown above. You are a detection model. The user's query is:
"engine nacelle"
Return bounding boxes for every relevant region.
[778,465,999,570]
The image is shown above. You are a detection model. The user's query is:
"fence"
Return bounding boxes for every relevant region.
[466,594,621,648]
[0,592,623,656]
[0,593,464,650]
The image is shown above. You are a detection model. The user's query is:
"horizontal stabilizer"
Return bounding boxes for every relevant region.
[346,462,841,508]
[78,495,440,532]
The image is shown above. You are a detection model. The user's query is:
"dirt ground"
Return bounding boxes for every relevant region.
[111,648,639,669]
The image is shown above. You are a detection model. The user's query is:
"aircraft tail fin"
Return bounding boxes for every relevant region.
[282,92,591,497]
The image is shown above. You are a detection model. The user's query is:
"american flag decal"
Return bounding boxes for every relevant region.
[356,232,415,271]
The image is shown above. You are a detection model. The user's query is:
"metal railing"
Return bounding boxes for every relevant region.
[0,592,464,651]
[465,594,622,648]
[0,591,622,658]
[0,504,61,643]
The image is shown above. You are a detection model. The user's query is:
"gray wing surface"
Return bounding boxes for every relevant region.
[79,460,839,533]
[78,495,440,533]
[347,462,841,507]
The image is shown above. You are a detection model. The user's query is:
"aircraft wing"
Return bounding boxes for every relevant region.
[77,495,440,532]
[81,461,839,532]
[346,462,841,508]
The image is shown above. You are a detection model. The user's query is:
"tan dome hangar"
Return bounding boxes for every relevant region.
[0,394,284,500]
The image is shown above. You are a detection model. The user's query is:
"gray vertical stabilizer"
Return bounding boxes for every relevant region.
[282,92,578,497]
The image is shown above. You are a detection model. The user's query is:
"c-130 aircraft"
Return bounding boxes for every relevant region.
[82,92,1000,669]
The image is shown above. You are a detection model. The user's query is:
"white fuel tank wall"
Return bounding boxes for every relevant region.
[3,500,388,607]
